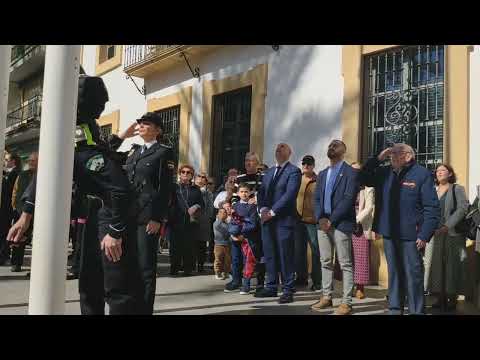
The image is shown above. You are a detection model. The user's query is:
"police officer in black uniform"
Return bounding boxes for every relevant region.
[234,152,266,292]
[108,112,174,315]
[7,74,143,315]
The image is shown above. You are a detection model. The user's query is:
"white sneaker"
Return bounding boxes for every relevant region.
[215,274,223,280]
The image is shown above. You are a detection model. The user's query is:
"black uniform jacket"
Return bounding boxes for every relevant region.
[109,134,174,224]
[22,145,132,239]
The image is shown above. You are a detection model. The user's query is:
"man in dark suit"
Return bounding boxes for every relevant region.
[109,112,175,314]
[311,140,359,315]
[255,143,302,304]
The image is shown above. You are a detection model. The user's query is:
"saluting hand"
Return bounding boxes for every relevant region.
[377,148,393,162]
[146,220,161,235]
[118,122,139,140]
[101,234,123,262]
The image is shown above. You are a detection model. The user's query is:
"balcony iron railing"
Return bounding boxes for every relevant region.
[10,45,43,67]
[124,45,183,70]
[6,95,42,131]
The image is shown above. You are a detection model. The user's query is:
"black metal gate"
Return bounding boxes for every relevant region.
[211,86,252,186]
[364,45,445,170]
[155,105,180,171]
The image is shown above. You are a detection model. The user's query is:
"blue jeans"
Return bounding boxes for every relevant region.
[383,237,425,315]
[295,222,322,286]
[230,240,244,285]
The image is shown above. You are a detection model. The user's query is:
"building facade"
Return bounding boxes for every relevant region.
[6,45,45,164]
[4,44,480,307]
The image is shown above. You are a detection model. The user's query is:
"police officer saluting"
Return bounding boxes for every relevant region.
[109,112,174,315]
[8,74,143,315]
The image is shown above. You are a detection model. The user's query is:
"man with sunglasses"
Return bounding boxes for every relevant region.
[358,143,440,315]
[295,155,322,292]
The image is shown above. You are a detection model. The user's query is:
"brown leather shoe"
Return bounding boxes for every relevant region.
[311,297,333,311]
[355,289,366,299]
[335,303,353,315]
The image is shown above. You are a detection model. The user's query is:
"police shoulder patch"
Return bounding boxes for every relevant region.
[85,154,105,172]
[167,160,175,170]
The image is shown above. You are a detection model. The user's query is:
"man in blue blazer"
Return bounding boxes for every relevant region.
[358,143,440,315]
[255,143,302,304]
[311,140,359,315]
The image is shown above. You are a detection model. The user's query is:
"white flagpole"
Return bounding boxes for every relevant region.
[28,45,81,315]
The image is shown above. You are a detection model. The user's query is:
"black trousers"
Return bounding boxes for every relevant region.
[70,221,85,275]
[11,243,27,266]
[135,224,159,314]
[0,214,12,260]
[170,222,200,274]
[78,203,143,315]
[10,211,31,267]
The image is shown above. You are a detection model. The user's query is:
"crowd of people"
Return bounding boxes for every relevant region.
[1,73,479,316]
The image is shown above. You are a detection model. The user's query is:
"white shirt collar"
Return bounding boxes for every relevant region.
[275,160,289,168]
[143,140,158,149]
[240,199,249,204]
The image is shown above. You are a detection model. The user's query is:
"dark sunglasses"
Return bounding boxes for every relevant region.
[181,170,192,175]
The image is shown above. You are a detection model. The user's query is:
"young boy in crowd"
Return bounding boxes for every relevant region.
[213,208,231,280]
[228,184,259,295]
[221,201,233,222]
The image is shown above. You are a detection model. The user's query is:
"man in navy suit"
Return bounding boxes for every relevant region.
[311,140,359,315]
[255,143,302,304]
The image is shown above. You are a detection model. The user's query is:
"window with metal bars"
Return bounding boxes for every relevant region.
[100,124,112,141]
[364,45,445,170]
[154,105,180,174]
[211,86,252,187]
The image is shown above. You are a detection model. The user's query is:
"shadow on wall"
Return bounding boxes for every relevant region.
[264,45,358,169]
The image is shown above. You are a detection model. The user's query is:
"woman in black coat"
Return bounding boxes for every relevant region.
[168,164,204,276]
[110,112,174,314]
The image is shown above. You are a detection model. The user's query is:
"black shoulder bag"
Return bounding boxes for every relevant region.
[450,184,479,240]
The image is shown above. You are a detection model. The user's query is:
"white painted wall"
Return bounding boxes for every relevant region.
[264,45,343,170]
[146,45,343,173]
[469,45,480,201]
[81,46,146,151]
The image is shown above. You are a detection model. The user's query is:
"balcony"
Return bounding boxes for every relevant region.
[6,95,42,135]
[10,45,46,83]
[124,45,223,78]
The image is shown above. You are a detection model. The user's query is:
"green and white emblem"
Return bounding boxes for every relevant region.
[86,154,105,172]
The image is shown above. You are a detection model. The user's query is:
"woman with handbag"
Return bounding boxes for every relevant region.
[351,162,375,299]
[424,164,468,311]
